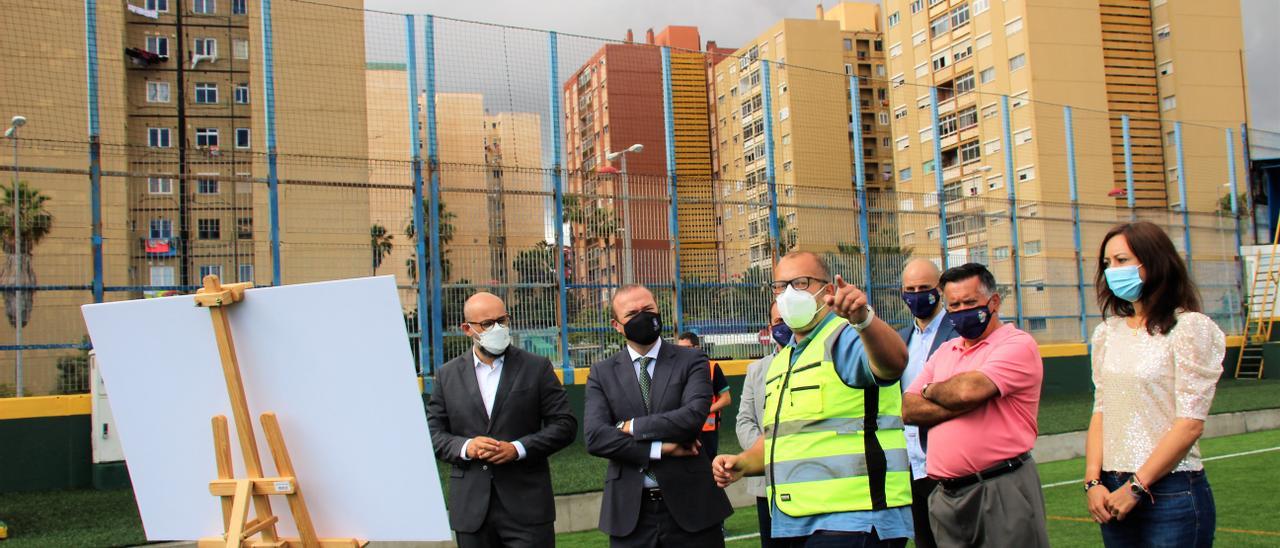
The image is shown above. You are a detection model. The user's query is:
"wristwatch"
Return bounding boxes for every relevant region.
[1129,476,1151,501]
[852,305,876,331]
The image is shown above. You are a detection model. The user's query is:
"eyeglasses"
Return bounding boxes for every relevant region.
[768,277,829,294]
[465,315,511,330]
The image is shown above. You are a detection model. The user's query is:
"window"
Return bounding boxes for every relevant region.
[197,176,219,194]
[843,39,853,51]
[146,81,170,103]
[149,218,173,239]
[930,14,951,38]
[1027,318,1047,331]
[233,39,249,59]
[195,127,218,147]
[929,0,945,6]
[150,266,175,287]
[889,43,902,58]
[916,61,930,78]
[957,106,978,129]
[1011,91,1029,108]
[234,84,249,104]
[950,4,970,29]
[917,95,931,109]
[1155,25,1170,40]
[984,139,1001,155]
[974,0,990,14]
[960,140,981,163]
[920,127,934,142]
[146,35,169,57]
[1014,128,1032,145]
[193,0,214,14]
[894,107,908,120]
[912,30,927,47]
[923,159,935,174]
[876,64,886,77]
[1024,240,1042,255]
[198,218,221,240]
[910,0,923,14]
[892,74,906,87]
[148,176,173,194]
[199,264,223,279]
[976,32,992,50]
[889,11,901,27]
[1020,203,1039,218]
[238,264,254,282]
[1005,17,1023,36]
[148,127,171,148]
[236,173,252,193]
[939,113,958,137]
[845,63,854,75]
[1017,165,1035,182]
[783,161,792,172]
[781,134,792,145]
[1009,53,1026,72]
[955,71,975,94]
[982,103,998,119]
[899,167,913,181]
[146,0,169,11]
[1162,95,1176,110]
[194,83,218,104]
[993,246,1010,260]
[953,42,972,62]
[778,82,788,95]
[779,107,790,121]
[232,0,245,14]
[882,136,891,147]
[987,175,1003,191]
[237,217,253,239]
[980,66,995,84]
[878,112,890,125]
[194,38,216,58]
[1158,61,1173,76]
[235,128,250,149]
[931,52,949,71]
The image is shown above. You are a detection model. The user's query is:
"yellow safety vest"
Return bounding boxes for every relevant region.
[762,317,913,517]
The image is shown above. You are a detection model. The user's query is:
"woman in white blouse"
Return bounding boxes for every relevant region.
[1084,221,1224,547]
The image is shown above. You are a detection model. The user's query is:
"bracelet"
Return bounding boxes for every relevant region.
[1083,479,1101,493]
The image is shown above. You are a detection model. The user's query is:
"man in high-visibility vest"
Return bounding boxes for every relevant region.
[713,251,914,547]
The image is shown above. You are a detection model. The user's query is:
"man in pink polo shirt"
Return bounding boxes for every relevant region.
[903,263,1049,547]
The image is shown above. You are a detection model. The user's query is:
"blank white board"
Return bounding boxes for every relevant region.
[81,276,449,541]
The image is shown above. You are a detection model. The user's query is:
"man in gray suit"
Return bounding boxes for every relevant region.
[735,302,784,548]
[896,258,957,548]
[584,284,734,547]
[427,292,577,548]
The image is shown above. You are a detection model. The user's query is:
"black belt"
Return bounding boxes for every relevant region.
[643,488,663,502]
[939,452,1030,492]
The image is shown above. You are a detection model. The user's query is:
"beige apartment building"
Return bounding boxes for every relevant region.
[882,0,1246,339]
[712,2,893,275]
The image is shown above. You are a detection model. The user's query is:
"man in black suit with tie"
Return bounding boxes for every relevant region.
[896,258,958,548]
[427,292,577,548]
[584,284,734,547]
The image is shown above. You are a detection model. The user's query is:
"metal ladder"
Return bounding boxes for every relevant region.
[1235,222,1280,379]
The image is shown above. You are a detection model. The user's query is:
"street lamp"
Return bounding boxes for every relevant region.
[5,115,26,397]
[606,143,643,285]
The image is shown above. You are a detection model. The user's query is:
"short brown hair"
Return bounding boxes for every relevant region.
[1094,221,1201,335]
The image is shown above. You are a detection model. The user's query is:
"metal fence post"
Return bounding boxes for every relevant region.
[404,15,428,378]
[660,47,684,336]
[1000,96,1023,327]
[1227,127,1244,332]
[85,0,104,304]
[761,60,780,264]
[260,0,281,286]
[849,76,872,289]
[1064,107,1088,343]
[929,87,948,268]
[423,16,444,375]
[1175,122,1192,264]
[1241,123,1258,244]
[549,32,572,379]
[1122,114,1136,219]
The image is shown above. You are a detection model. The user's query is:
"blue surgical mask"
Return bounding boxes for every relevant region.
[1104,265,1144,302]
[770,323,793,347]
[948,304,994,340]
[902,288,940,319]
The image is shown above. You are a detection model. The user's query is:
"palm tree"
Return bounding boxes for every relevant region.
[370,223,394,274]
[405,198,456,283]
[0,181,53,328]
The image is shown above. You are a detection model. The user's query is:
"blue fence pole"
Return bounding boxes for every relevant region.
[424,16,444,375]
[85,0,104,303]
[660,47,684,336]
[549,32,572,379]
[1000,96,1023,327]
[849,76,872,289]
[404,15,428,379]
[260,0,281,286]
[1174,122,1192,264]
[929,87,948,268]
[1122,114,1135,219]
[1227,127,1244,332]
[1064,106,1088,343]
[761,60,780,263]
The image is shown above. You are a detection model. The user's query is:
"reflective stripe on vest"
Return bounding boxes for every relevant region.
[762,316,913,517]
[703,362,718,431]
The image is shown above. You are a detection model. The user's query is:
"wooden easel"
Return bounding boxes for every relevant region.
[194,275,366,548]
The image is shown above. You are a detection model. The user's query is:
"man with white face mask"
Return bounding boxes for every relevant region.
[427,292,577,547]
[713,251,913,547]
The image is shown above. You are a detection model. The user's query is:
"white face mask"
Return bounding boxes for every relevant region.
[776,285,827,329]
[475,323,511,356]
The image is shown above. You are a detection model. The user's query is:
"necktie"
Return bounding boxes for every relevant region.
[636,356,658,485]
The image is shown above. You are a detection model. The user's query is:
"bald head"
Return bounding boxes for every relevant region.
[463,292,507,324]
[902,258,942,293]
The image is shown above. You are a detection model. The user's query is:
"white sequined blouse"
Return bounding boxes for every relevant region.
[1091,311,1225,472]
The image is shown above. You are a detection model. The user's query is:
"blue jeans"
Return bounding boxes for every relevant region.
[1100,470,1215,548]
[777,530,907,548]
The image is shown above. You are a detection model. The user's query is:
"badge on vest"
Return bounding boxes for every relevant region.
[780,494,791,501]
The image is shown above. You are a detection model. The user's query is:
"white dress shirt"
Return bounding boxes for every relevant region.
[625,339,665,488]
[903,311,945,480]
[460,350,526,461]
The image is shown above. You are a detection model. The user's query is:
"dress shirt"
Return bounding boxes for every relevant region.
[460,349,527,461]
[626,338,665,488]
[903,311,945,480]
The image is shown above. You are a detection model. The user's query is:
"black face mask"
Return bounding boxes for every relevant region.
[623,311,662,345]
